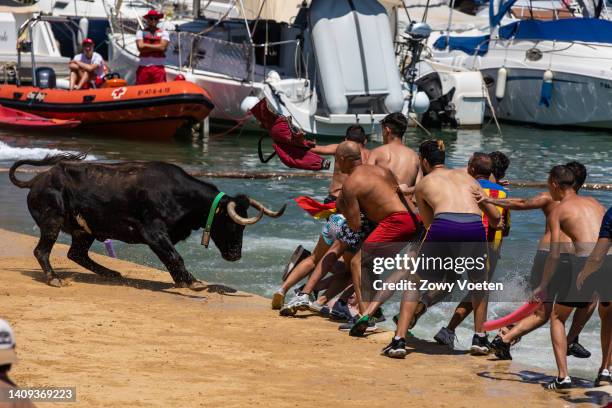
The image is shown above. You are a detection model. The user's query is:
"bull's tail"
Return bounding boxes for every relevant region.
[9,151,87,189]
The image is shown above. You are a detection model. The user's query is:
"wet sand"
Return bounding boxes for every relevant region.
[0,228,609,407]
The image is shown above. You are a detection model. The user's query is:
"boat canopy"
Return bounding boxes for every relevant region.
[498,18,612,44]
[241,0,305,23]
[433,34,490,56]
[434,18,612,55]
[0,0,38,13]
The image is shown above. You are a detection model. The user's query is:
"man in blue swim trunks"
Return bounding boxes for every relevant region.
[382,139,501,358]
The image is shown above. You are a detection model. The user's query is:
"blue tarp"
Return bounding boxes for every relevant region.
[433,34,490,56]
[490,0,517,26]
[498,18,612,44]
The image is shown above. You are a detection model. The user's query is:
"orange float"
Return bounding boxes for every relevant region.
[0,80,214,140]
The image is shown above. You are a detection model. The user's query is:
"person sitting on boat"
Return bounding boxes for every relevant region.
[68,38,105,90]
[135,9,169,85]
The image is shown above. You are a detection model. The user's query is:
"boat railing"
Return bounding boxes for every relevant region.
[110,13,305,83]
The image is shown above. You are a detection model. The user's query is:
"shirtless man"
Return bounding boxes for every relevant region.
[381,139,501,358]
[576,206,612,387]
[273,128,368,311]
[312,125,370,203]
[484,162,595,360]
[532,165,606,391]
[367,112,421,186]
[336,142,422,327]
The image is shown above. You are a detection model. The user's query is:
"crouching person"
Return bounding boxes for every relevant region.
[68,38,105,90]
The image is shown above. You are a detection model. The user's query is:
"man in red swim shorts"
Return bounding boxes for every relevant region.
[336,141,422,326]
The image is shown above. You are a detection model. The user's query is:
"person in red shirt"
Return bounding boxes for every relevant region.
[135,10,169,85]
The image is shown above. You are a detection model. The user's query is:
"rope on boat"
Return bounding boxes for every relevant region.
[2,168,611,190]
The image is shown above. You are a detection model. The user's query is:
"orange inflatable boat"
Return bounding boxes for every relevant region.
[0,80,214,140]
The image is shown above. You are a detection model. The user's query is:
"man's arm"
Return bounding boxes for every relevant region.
[310,143,338,156]
[535,209,562,297]
[338,182,361,231]
[473,184,502,228]
[72,60,99,73]
[366,149,380,166]
[577,237,610,289]
[480,192,552,211]
[136,39,169,52]
[415,182,434,227]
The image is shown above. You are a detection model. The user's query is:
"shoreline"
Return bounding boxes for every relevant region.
[0,228,609,407]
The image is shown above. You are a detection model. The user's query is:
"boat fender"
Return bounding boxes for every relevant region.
[241,96,260,115]
[539,69,554,108]
[174,74,186,81]
[495,67,507,100]
[412,91,430,114]
[78,18,89,43]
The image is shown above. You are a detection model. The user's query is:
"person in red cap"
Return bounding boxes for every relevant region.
[135,9,169,85]
[68,38,105,90]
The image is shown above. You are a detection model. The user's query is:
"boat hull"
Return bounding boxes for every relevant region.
[0,81,214,139]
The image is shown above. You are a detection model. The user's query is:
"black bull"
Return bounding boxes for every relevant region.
[9,153,286,291]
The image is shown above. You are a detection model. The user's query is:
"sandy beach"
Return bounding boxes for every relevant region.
[0,228,609,407]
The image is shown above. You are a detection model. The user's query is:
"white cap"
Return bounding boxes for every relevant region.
[0,319,17,365]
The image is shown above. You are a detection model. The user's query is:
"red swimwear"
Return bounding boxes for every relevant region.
[365,211,421,243]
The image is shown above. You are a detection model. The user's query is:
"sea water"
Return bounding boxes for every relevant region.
[0,124,610,379]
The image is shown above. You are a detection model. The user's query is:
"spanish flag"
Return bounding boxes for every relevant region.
[294,196,336,219]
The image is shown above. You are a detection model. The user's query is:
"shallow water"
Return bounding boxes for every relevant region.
[0,123,610,379]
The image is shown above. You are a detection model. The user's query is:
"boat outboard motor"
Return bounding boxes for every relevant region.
[400,22,432,113]
[35,67,56,89]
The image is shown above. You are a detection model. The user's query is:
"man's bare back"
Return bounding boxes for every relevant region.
[551,195,605,256]
[367,142,420,186]
[416,168,484,227]
[340,164,407,227]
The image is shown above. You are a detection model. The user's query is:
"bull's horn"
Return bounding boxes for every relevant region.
[248,198,287,218]
[227,201,264,225]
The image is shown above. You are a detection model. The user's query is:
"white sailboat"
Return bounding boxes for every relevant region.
[385,0,487,128]
[108,0,417,136]
[426,0,612,129]
[0,0,70,83]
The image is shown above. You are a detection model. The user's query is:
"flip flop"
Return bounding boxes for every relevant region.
[282,245,311,281]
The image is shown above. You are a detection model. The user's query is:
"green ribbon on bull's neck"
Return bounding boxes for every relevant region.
[201,191,225,248]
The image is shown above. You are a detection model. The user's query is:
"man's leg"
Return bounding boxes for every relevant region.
[381,289,421,358]
[550,304,575,380]
[567,298,597,342]
[501,303,553,343]
[447,299,472,332]
[281,236,329,294]
[76,70,91,90]
[599,302,611,373]
[152,65,166,84]
[301,240,344,295]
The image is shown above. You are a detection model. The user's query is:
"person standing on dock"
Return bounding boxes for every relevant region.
[135,10,169,85]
